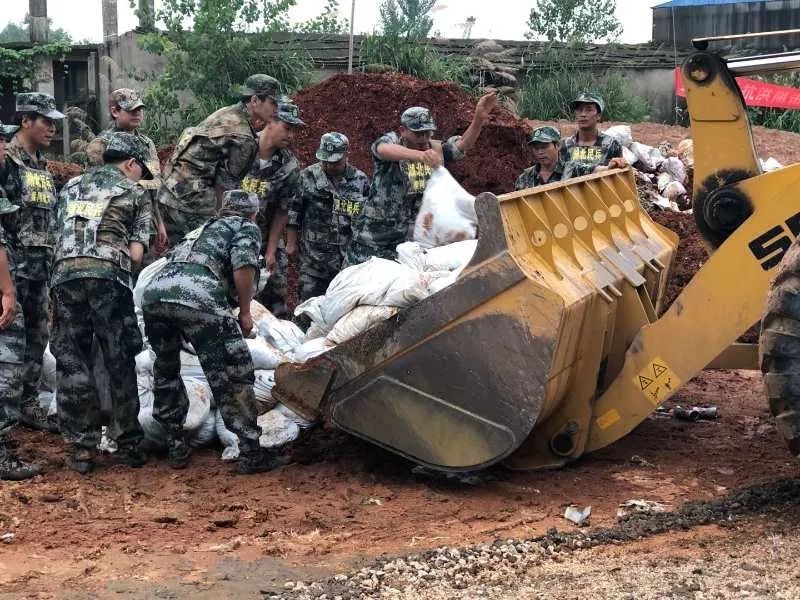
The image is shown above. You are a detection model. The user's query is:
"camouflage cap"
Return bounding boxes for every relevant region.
[0,120,20,140]
[0,196,19,215]
[110,88,145,112]
[221,189,259,215]
[276,97,305,126]
[529,126,561,144]
[15,92,65,119]
[400,106,437,132]
[241,74,281,99]
[570,92,605,114]
[102,132,154,180]
[315,132,349,162]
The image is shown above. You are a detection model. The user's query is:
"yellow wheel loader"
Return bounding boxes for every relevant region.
[274,31,800,472]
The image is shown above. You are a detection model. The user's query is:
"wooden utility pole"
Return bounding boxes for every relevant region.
[29,0,48,43]
[347,0,356,74]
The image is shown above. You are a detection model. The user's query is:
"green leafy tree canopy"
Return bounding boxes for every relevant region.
[0,14,72,44]
[294,0,350,34]
[379,0,437,39]
[525,0,623,44]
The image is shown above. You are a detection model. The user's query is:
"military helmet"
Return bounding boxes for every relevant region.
[528,126,561,145]
[15,92,65,119]
[0,120,20,141]
[241,74,281,100]
[316,132,349,162]
[275,97,305,126]
[222,189,259,216]
[570,92,605,114]
[109,88,145,112]
[401,106,437,132]
[102,132,153,180]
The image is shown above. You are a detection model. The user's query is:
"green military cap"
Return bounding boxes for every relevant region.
[400,106,437,132]
[276,97,305,126]
[0,196,19,215]
[0,120,20,140]
[102,131,154,180]
[315,132,349,162]
[110,88,145,111]
[222,189,259,215]
[570,92,605,114]
[529,126,561,144]
[241,74,281,99]
[15,92,65,119]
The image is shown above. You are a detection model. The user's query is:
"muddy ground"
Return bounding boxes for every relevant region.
[2,368,798,598]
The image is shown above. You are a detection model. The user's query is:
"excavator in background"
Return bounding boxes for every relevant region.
[274,30,800,472]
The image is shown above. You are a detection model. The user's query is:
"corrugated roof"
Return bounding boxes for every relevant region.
[654,0,764,7]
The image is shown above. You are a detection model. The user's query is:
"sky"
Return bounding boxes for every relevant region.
[2,0,666,43]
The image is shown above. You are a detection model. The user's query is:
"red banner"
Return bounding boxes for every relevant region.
[674,67,800,110]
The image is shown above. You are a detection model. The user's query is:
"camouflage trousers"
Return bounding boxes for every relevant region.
[0,302,25,435]
[16,277,49,405]
[298,242,344,301]
[142,302,261,445]
[161,204,211,248]
[343,239,398,269]
[51,279,144,450]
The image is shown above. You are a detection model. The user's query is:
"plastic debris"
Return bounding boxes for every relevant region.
[564,505,592,526]
[673,405,719,421]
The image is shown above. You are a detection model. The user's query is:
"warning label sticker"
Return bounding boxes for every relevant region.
[633,357,681,406]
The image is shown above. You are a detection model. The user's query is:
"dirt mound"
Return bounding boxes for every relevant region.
[649,211,707,311]
[293,72,534,195]
[46,160,82,191]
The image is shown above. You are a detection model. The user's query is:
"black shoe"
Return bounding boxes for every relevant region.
[67,447,94,475]
[167,435,191,469]
[115,445,148,468]
[237,447,288,475]
[19,402,59,433]
[0,444,41,480]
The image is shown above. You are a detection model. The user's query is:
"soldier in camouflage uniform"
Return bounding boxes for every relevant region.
[50,132,153,474]
[560,93,627,180]
[85,88,167,256]
[141,190,282,474]
[289,132,369,300]
[241,99,303,314]
[515,126,564,191]
[0,92,64,432]
[158,74,282,246]
[345,91,498,265]
[0,119,41,480]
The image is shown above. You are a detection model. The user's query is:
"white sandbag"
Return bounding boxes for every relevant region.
[304,322,327,340]
[181,376,213,431]
[662,181,687,202]
[413,167,477,249]
[41,346,56,392]
[327,305,399,345]
[396,241,426,271]
[246,337,287,370]
[135,348,155,376]
[191,408,217,448]
[257,318,306,354]
[287,337,335,363]
[294,258,430,334]
[422,240,477,272]
[133,257,168,309]
[258,409,300,449]
[761,157,783,172]
[38,390,54,411]
[603,125,633,148]
[677,139,694,168]
[274,402,315,428]
[658,157,687,187]
[137,375,165,448]
[622,146,637,166]
[426,270,460,295]
[253,369,277,411]
[179,350,205,379]
[630,141,665,171]
[215,410,240,461]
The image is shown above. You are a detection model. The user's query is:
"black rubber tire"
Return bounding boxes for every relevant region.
[761,240,800,457]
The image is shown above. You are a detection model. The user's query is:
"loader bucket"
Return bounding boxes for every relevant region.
[274,169,678,471]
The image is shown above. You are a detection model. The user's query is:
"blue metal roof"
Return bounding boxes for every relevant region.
[654,0,764,7]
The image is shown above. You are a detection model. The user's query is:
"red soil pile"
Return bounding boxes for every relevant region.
[293,72,535,195]
[46,160,82,191]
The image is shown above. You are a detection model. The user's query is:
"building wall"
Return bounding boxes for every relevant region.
[653,0,800,50]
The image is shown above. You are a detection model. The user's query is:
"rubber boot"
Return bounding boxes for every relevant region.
[18,397,59,433]
[166,432,191,469]
[237,439,287,475]
[115,444,148,468]
[0,440,41,480]
[67,446,94,475]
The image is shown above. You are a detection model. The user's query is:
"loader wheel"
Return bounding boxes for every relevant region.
[760,240,800,457]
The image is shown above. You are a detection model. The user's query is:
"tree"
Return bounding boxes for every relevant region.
[378,0,437,39]
[525,0,623,44]
[295,0,350,34]
[0,15,72,44]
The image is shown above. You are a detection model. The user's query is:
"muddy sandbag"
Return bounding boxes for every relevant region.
[288,337,336,363]
[215,410,240,461]
[256,318,305,355]
[413,167,477,248]
[326,305,399,345]
[246,337,288,370]
[253,369,277,411]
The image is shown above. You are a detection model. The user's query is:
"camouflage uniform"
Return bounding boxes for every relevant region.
[50,134,152,463]
[515,125,564,191]
[346,107,465,265]
[561,93,622,180]
[290,133,369,300]
[157,75,281,246]
[141,191,274,471]
[0,93,64,422]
